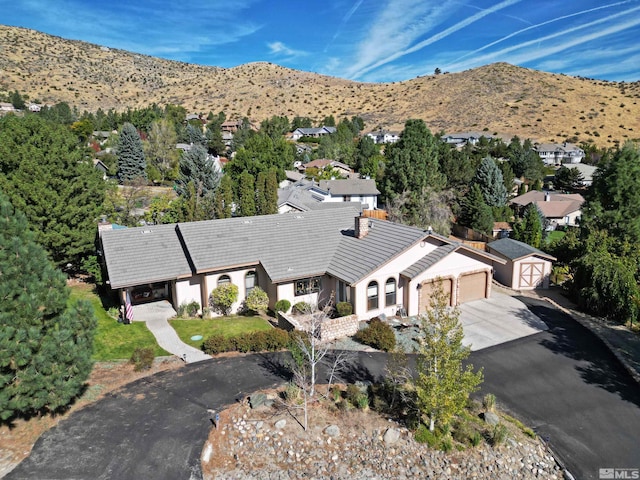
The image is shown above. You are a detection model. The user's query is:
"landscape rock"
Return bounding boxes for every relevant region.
[383,428,401,445]
[250,393,267,409]
[324,425,341,437]
[274,419,287,429]
[483,411,500,426]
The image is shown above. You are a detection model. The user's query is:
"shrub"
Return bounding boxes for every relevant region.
[470,430,483,447]
[345,384,361,405]
[263,328,290,350]
[245,287,269,313]
[483,393,496,412]
[354,317,396,351]
[274,299,291,314]
[202,334,230,354]
[492,423,508,446]
[292,301,311,314]
[336,301,353,317]
[176,303,188,317]
[209,283,238,315]
[414,424,439,447]
[355,394,369,410]
[129,347,154,371]
[440,434,453,452]
[186,301,200,317]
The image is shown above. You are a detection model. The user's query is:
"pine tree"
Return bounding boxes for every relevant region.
[415,285,483,432]
[0,115,105,267]
[0,191,96,420]
[176,145,220,221]
[473,157,508,207]
[513,203,543,248]
[458,184,494,235]
[238,172,256,217]
[264,169,279,215]
[117,122,147,182]
[255,171,267,215]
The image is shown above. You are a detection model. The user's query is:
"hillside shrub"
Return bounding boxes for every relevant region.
[354,317,396,351]
[202,328,290,355]
[274,299,291,314]
[336,301,353,317]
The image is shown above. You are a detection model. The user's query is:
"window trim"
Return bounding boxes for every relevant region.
[295,277,321,296]
[217,275,231,286]
[245,270,256,296]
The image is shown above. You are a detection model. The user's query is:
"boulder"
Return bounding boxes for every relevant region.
[324,425,341,437]
[483,411,500,426]
[383,428,400,445]
[274,419,287,429]
[250,393,267,409]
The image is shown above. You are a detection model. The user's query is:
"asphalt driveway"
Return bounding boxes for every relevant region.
[8,296,640,480]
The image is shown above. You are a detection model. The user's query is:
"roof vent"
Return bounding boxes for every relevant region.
[141,229,152,234]
[294,215,304,219]
[243,220,252,224]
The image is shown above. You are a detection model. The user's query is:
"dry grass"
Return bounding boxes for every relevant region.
[1,25,639,147]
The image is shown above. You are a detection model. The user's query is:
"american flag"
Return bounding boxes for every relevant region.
[125,291,134,322]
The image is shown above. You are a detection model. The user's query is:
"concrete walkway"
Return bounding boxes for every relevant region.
[132,301,210,363]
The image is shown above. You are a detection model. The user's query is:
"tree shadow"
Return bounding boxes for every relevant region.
[516,296,640,408]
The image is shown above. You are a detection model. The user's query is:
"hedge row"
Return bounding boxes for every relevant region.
[202,328,292,354]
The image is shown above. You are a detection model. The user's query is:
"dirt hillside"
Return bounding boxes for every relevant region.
[1,25,639,146]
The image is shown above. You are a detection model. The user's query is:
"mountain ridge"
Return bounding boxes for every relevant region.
[1,25,639,147]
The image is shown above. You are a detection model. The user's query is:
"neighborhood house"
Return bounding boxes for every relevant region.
[100,208,505,321]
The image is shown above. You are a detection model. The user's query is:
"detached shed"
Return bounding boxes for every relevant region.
[488,238,556,290]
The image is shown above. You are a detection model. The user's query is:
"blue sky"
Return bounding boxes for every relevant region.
[3,0,639,82]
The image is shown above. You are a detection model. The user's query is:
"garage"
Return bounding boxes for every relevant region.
[458,271,489,304]
[418,277,453,312]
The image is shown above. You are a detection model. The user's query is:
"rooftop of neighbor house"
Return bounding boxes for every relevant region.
[510,190,584,207]
[318,178,380,195]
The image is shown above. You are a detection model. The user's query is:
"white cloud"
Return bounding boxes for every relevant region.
[267,41,307,58]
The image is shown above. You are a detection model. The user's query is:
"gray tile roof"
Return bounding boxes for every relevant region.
[327,218,428,284]
[401,244,459,279]
[488,238,556,261]
[101,224,193,289]
[176,208,363,283]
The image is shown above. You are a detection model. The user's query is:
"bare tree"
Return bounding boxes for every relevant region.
[286,296,353,431]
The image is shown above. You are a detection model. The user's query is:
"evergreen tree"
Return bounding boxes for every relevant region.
[458,184,494,235]
[0,191,96,420]
[415,285,483,432]
[176,145,220,221]
[214,175,234,219]
[144,118,179,183]
[513,203,543,248]
[264,169,279,215]
[117,122,147,182]
[255,171,267,215]
[383,119,445,212]
[0,115,105,267]
[237,172,256,217]
[473,157,508,207]
[186,123,205,145]
[554,166,584,192]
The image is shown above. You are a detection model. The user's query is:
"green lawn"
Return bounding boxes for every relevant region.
[69,284,168,361]
[546,230,565,244]
[170,316,273,349]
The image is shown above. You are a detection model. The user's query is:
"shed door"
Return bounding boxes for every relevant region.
[519,263,544,288]
[418,278,453,313]
[458,271,488,304]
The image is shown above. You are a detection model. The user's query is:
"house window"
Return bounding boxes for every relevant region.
[385,278,396,306]
[245,271,256,296]
[367,281,379,310]
[295,277,321,296]
[218,275,231,286]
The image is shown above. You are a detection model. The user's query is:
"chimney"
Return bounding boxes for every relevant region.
[355,215,370,239]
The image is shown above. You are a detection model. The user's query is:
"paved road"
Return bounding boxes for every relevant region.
[8,297,640,480]
[470,296,640,480]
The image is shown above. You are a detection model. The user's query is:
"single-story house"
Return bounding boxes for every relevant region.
[100,208,505,320]
[278,178,381,212]
[510,191,584,229]
[534,142,584,165]
[291,126,336,141]
[488,238,556,290]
